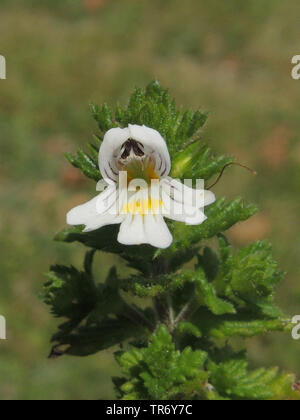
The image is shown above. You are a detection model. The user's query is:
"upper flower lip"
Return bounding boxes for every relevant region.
[99,125,171,184]
[67,124,216,249]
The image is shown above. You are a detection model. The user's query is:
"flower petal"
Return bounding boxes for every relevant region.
[117,212,173,248]
[83,213,124,233]
[118,214,146,245]
[162,177,216,208]
[161,189,207,225]
[99,127,130,182]
[67,195,101,226]
[143,214,173,249]
[128,125,171,178]
[67,185,124,232]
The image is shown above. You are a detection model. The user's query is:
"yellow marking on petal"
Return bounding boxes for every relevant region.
[121,198,163,215]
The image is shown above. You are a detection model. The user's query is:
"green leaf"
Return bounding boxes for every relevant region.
[218,240,285,318]
[268,372,300,401]
[91,103,117,134]
[171,141,234,181]
[65,149,100,181]
[208,355,273,400]
[194,268,236,315]
[208,352,300,400]
[177,322,202,338]
[44,257,149,357]
[52,318,146,357]
[43,252,98,335]
[115,326,207,400]
[197,247,220,282]
[163,198,258,255]
[192,309,292,340]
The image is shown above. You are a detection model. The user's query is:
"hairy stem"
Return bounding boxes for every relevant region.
[174,297,198,327]
[167,293,175,330]
[153,296,168,324]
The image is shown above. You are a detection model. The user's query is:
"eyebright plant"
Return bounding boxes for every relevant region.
[43,81,299,400]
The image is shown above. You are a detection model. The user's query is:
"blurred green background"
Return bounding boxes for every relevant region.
[0,0,299,400]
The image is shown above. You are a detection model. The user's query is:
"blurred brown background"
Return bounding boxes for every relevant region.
[0,0,299,399]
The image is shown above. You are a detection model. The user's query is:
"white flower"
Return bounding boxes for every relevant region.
[67,125,216,249]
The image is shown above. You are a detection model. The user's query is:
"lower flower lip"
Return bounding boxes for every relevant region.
[67,172,215,249]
